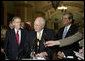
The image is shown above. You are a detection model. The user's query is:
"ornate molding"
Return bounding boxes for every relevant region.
[15,3,33,8]
[42,4,52,12]
[35,11,45,16]
[63,2,84,9]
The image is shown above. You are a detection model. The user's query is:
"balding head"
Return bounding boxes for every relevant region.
[34,17,46,32]
[35,17,45,26]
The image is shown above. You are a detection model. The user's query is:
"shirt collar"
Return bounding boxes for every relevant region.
[65,24,71,31]
[37,29,44,34]
[14,28,21,34]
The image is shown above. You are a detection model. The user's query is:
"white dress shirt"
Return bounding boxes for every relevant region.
[64,24,71,33]
[37,29,44,40]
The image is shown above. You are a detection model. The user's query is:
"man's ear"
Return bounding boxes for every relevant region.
[69,19,72,23]
[12,22,15,26]
[42,25,44,28]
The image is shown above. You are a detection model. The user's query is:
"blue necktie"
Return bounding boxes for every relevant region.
[62,27,67,39]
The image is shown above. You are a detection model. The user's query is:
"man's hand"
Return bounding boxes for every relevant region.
[1,48,4,52]
[79,49,84,56]
[36,52,48,57]
[45,41,60,47]
[57,51,64,59]
[77,48,84,60]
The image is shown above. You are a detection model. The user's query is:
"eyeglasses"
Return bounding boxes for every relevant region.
[15,22,21,24]
[61,18,69,20]
[34,24,42,27]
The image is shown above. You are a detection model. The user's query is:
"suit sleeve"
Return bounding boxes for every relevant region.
[4,30,9,58]
[45,30,56,58]
[59,32,82,47]
[23,30,31,58]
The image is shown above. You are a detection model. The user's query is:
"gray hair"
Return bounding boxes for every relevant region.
[35,17,46,27]
[41,19,46,26]
[12,16,21,22]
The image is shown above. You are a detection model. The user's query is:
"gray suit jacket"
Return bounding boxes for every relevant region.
[58,32,82,47]
[79,39,84,47]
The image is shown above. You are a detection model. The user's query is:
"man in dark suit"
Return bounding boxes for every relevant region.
[29,17,55,59]
[55,13,79,59]
[4,17,31,60]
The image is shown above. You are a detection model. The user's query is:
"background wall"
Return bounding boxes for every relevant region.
[1,1,84,32]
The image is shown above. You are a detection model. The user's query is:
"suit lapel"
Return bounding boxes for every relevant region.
[41,29,47,41]
[65,25,72,37]
[19,29,24,47]
[12,29,19,46]
[61,27,65,37]
[32,31,37,45]
[41,29,45,40]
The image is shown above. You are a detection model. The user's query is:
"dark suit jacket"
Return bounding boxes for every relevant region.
[29,28,56,58]
[56,24,79,56]
[4,29,31,60]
